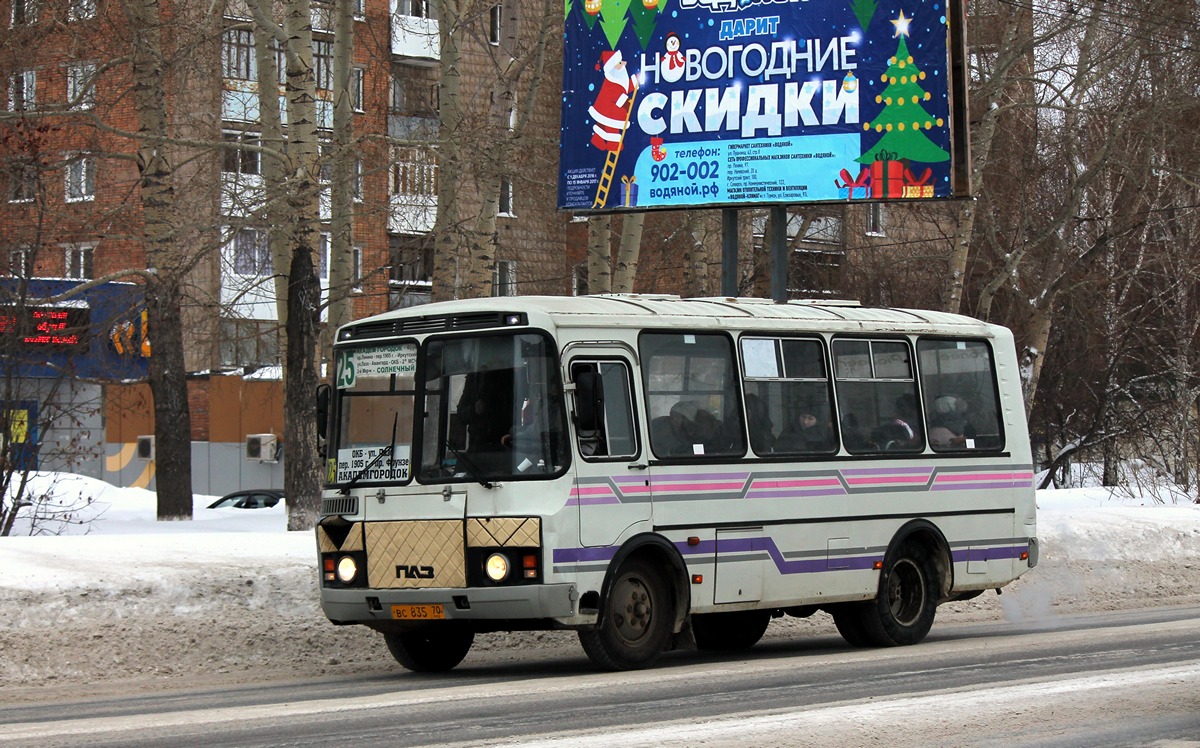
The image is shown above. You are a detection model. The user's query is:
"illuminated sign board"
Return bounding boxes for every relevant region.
[559,0,968,212]
[0,306,90,350]
[0,280,147,380]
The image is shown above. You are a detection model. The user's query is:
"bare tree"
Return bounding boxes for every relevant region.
[245,0,324,528]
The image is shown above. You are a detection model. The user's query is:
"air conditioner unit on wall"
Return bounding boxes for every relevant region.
[136,435,155,461]
[246,434,279,462]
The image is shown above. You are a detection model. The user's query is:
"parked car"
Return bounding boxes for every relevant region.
[207,489,285,509]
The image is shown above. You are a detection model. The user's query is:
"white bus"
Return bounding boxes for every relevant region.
[316,295,1037,671]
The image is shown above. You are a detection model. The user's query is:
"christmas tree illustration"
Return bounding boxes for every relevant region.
[857,11,950,165]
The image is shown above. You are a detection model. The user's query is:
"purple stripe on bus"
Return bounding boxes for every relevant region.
[951,545,1027,563]
[553,546,619,563]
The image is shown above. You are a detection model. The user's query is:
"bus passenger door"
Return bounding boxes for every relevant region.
[567,354,650,548]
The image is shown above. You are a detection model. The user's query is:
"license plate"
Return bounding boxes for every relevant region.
[391,604,445,620]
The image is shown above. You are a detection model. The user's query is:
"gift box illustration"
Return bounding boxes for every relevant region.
[621,175,638,207]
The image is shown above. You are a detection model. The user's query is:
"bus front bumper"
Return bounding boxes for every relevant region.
[321,583,580,626]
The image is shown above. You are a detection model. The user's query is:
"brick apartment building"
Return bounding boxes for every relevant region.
[0,0,572,493]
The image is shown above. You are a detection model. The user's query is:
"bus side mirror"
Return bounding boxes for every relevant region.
[574,370,604,432]
[316,383,331,443]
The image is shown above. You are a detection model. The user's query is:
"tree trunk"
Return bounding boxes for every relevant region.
[122,0,193,520]
[613,213,644,293]
[280,0,324,529]
[430,0,465,302]
[587,216,612,294]
[326,0,357,355]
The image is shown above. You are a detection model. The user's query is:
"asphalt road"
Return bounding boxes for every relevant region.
[4,605,1199,748]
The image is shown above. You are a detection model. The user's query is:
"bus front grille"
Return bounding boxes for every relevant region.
[320,496,359,517]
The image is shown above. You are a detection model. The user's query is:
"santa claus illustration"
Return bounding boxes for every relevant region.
[588,50,638,152]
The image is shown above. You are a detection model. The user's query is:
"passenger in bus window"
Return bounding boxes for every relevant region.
[650,402,692,456]
[893,394,924,444]
[928,395,976,448]
[744,393,776,453]
[457,369,514,453]
[689,407,725,454]
[778,411,833,453]
[840,412,874,451]
[651,401,724,456]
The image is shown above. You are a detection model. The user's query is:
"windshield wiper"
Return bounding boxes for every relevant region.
[443,439,494,489]
[340,414,398,495]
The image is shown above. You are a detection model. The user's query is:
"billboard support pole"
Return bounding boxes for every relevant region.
[770,205,788,303]
[721,208,738,297]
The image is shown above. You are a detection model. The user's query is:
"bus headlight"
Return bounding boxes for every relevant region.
[336,555,359,584]
[485,553,510,582]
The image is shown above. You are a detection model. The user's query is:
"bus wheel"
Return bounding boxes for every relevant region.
[579,559,674,670]
[383,624,475,672]
[828,603,873,647]
[862,542,938,646]
[691,611,771,651]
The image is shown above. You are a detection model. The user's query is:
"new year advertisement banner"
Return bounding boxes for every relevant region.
[558,0,961,212]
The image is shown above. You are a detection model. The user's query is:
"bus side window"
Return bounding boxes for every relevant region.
[831,339,924,454]
[917,339,1004,451]
[571,361,638,459]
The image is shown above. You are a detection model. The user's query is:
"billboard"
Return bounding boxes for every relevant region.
[0,279,149,380]
[558,0,968,212]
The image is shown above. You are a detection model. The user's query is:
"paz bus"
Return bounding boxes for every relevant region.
[315,295,1037,671]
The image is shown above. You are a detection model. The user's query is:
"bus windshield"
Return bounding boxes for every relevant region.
[419,331,569,482]
[330,342,419,486]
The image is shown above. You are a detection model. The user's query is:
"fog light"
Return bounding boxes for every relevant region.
[336,556,358,584]
[485,553,510,582]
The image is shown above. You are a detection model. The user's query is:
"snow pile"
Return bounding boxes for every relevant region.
[0,472,1198,696]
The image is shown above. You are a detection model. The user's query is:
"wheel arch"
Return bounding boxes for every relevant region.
[885,519,954,602]
[601,532,691,634]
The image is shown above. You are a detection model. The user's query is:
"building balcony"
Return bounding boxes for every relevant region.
[391,3,439,63]
[389,194,437,235]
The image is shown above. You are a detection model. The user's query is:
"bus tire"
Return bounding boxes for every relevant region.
[828,603,873,647]
[861,541,938,646]
[383,624,474,672]
[691,611,771,651]
[579,558,674,670]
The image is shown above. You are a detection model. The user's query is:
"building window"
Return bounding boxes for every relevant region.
[865,203,886,236]
[8,248,29,277]
[351,67,364,112]
[313,39,333,90]
[353,159,363,202]
[498,176,514,216]
[318,232,331,280]
[388,235,433,309]
[219,318,278,368]
[232,227,271,276]
[573,262,588,296]
[222,29,256,81]
[7,160,37,203]
[352,245,363,292]
[353,0,364,19]
[389,74,406,113]
[64,244,94,279]
[11,0,37,25]
[400,0,433,19]
[67,0,94,21]
[64,155,95,202]
[493,260,516,297]
[489,4,502,45]
[221,132,260,176]
[66,62,96,110]
[8,70,35,111]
